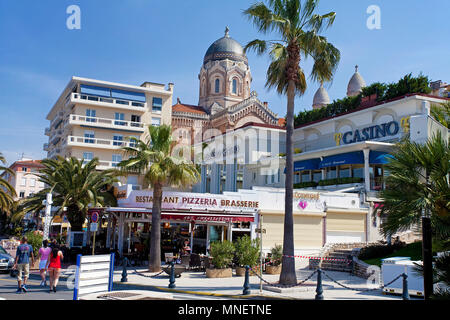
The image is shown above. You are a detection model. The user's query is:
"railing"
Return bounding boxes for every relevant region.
[68,114,145,131]
[43,143,49,151]
[67,136,133,149]
[71,93,146,110]
[45,127,51,136]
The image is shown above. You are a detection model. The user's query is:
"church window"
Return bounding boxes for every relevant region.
[232,79,237,94]
[215,79,220,93]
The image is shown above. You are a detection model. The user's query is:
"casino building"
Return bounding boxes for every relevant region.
[196,66,449,251]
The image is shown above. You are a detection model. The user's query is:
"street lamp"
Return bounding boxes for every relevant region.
[42,193,53,241]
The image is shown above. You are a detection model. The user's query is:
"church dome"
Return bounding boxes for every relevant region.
[312,83,330,109]
[204,27,248,65]
[347,65,366,97]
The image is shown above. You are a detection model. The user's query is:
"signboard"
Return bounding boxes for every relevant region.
[119,190,259,213]
[68,231,87,248]
[90,223,98,232]
[91,211,99,223]
[73,253,115,300]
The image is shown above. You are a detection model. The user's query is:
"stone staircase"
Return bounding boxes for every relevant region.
[309,243,372,273]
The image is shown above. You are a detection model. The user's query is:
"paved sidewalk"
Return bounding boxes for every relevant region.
[112,261,420,300]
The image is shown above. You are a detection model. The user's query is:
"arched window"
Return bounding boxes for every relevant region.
[232,79,237,94]
[215,79,220,93]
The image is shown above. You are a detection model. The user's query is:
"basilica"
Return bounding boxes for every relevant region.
[171,28,284,144]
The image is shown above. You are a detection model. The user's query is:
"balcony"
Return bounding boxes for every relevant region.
[67,114,145,133]
[69,92,147,113]
[66,136,135,150]
[43,143,49,151]
[45,127,51,136]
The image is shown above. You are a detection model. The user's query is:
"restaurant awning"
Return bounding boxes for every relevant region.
[106,208,255,223]
[369,151,392,165]
[319,151,364,168]
[284,158,321,173]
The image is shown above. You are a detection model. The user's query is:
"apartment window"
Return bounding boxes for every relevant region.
[19,191,25,198]
[151,118,161,127]
[39,181,45,188]
[232,79,237,94]
[113,134,124,146]
[22,167,28,172]
[131,115,141,127]
[114,113,126,126]
[86,109,97,122]
[215,79,220,93]
[84,130,95,144]
[21,178,27,186]
[112,154,122,167]
[152,97,163,113]
[129,135,138,148]
[83,152,94,164]
[30,179,36,187]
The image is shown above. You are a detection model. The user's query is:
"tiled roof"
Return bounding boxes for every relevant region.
[172,103,207,115]
[10,160,45,170]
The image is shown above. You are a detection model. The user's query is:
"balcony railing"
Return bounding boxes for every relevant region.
[66,135,134,149]
[67,114,145,132]
[43,143,49,151]
[70,92,147,111]
[45,127,51,136]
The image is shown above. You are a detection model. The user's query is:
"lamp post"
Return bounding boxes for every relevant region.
[43,193,53,241]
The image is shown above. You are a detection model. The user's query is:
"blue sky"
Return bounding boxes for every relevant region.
[0,0,449,165]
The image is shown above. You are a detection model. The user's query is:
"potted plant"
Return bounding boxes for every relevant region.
[234,235,261,276]
[265,245,283,274]
[206,240,235,278]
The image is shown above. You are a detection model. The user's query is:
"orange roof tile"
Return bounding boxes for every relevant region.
[172,103,207,115]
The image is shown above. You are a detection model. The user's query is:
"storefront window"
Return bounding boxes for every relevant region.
[209,225,223,242]
[192,224,207,254]
[339,166,351,178]
[313,170,322,182]
[352,166,364,179]
[327,167,337,179]
[294,173,300,183]
[301,170,311,182]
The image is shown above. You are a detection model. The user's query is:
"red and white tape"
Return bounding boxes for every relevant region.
[282,255,352,263]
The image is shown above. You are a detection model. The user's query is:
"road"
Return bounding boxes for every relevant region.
[0,272,73,300]
[0,273,249,300]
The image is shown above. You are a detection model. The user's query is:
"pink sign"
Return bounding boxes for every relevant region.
[298,201,308,210]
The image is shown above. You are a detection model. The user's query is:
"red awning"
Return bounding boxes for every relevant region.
[105,207,255,223]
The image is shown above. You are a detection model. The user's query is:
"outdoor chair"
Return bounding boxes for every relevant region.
[180,254,190,268]
[189,253,202,271]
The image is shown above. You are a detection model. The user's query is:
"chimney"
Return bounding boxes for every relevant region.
[263,101,268,107]
[168,83,174,91]
[177,97,181,104]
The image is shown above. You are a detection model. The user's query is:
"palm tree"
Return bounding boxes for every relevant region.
[118,125,200,272]
[431,101,450,129]
[16,157,119,231]
[0,152,16,215]
[379,138,450,238]
[243,0,340,285]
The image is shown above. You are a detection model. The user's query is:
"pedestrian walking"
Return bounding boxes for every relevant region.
[12,236,34,294]
[45,245,63,293]
[38,240,51,287]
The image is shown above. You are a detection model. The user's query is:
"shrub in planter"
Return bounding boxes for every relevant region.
[266,245,283,274]
[294,181,318,189]
[207,240,235,278]
[234,235,260,276]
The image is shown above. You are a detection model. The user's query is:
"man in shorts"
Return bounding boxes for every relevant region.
[13,236,34,294]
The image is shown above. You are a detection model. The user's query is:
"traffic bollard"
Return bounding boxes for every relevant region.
[121,257,128,282]
[243,265,250,295]
[169,261,176,289]
[315,268,324,300]
[402,273,410,300]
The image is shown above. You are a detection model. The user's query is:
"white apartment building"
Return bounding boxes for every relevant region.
[44,77,173,188]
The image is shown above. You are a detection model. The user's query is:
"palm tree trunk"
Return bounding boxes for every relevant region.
[279,78,297,285]
[149,183,162,272]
